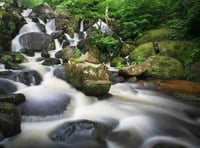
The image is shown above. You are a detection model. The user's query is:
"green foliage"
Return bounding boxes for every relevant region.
[1,55,12,64]
[1,52,27,64]
[91,31,120,56]
[22,0,45,8]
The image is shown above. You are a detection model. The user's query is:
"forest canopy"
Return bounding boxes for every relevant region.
[22,0,200,40]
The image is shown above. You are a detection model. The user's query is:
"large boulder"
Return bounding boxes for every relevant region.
[157,41,200,62]
[136,28,171,45]
[65,59,111,97]
[55,46,80,63]
[19,32,52,52]
[129,42,155,64]
[49,120,110,148]
[0,11,23,51]
[0,102,21,139]
[145,56,184,79]
[119,58,153,78]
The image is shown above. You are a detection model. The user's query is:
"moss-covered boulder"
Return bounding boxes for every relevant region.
[145,56,184,79]
[136,28,171,45]
[110,57,127,68]
[0,102,21,139]
[157,41,200,62]
[0,11,23,51]
[55,46,80,62]
[129,42,155,64]
[65,59,111,97]
[120,41,136,57]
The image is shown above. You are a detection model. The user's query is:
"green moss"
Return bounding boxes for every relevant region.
[121,42,136,57]
[158,40,199,61]
[111,57,127,69]
[137,28,171,45]
[129,42,155,64]
[146,56,184,79]
[22,0,45,8]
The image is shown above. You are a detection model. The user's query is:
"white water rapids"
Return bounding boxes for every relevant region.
[0,11,200,148]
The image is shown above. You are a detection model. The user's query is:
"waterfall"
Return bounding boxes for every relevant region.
[1,8,200,148]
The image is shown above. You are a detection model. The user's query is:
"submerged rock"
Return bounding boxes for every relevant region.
[65,59,111,97]
[49,120,110,148]
[0,102,21,139]
[0,79,17,94]
[6,70,42,86]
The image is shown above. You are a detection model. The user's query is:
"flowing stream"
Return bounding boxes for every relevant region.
[0,11,200,148]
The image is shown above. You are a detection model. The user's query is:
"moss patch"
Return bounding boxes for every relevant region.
[145,56,184,79]
[137,28,171,45]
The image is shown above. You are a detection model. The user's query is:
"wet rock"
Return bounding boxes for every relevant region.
[109,71,125,84]
[65,59,111,97]
[0,79,17,94]
[0,102,21,138]
[4,63,23,70]
[53,66,66,80]
[41,50,50,58]
[42,58,61,66]
[55,46,79,63]
[152,142,187,148]
[11,70,42,86]
[0,93,25,105]
[31,4,59,21]
[49,120,110,148]
[19,32,52,52]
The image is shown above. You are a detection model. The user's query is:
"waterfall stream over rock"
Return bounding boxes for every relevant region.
[0,7,200,148]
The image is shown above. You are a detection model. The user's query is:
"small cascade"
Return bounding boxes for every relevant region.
[45,19,56,35]
[21,8,32,23]
[93,19,112,35]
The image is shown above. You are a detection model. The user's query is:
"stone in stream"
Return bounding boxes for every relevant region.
[0,102,21,139]
[49,120,110,148]
[0,79,17,94]
[65,55,111,97]
[0,93,25,105]
[1,70,42,86]
[42,58,61,66]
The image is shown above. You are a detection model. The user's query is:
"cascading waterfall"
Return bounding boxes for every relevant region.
[0,11,200,148]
